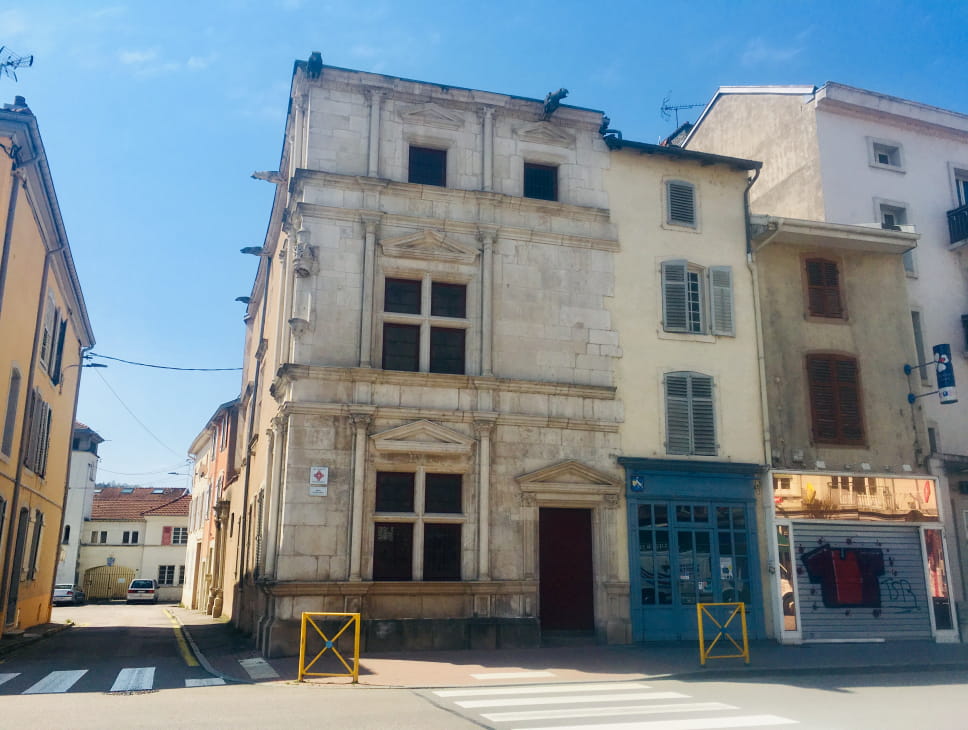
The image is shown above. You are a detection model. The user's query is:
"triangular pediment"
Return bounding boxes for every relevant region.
[517,460,620,492]
[399,103,465,130]
[380,229,478,264]
[371,419,475,455]
[515,122,575,147]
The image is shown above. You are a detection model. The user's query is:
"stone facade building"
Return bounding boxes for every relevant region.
[229,58,628,655]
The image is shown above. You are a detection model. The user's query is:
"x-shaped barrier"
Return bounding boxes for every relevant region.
[696,602,750,666]
[298,612,361,682]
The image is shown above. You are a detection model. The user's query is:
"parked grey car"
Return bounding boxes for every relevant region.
[52,584,86,605]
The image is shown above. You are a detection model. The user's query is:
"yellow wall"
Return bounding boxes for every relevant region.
[0,132,87,635]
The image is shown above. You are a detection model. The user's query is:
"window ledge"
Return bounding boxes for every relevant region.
[869,162,905,174]
[657,330,716,344]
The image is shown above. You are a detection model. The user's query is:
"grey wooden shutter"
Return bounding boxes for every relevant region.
[662,260,688,332]
[709,266,735,336]
[667,181,696,226]
[690,374,717,455]
[665,372,691,454]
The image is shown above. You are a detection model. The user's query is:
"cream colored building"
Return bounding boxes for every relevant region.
[0,97,94,636]
[221,57,628,656]
[684,84,968,637]
[78,487,190,602]
[605,137,769,640]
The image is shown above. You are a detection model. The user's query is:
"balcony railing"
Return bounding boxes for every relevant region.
[948,203,968,246]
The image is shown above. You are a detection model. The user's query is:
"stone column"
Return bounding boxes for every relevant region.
[359,215,381,367]
[348,411,373,581]
[366,90,384,178]
[474,418,496,580]
[481,107,494,192]
[478,227,497,377]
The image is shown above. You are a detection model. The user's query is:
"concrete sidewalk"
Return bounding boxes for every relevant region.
[168,606,968,688]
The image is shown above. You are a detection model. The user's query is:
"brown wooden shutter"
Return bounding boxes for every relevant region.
[805,259,844,318]
[807,354,864,444]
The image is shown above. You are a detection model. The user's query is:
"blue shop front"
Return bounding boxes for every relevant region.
[619,458,765,641]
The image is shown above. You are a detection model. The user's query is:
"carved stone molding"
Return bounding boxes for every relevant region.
[380,229,478,264]
[514,121,575,147]
[399,102,465,130]
[348,411,373,431]
[292,228,318,277]
[520,493,537,508]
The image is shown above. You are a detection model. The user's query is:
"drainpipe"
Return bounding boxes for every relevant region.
[0,152,21,313]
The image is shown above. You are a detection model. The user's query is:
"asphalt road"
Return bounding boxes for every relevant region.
[4,604,967,729]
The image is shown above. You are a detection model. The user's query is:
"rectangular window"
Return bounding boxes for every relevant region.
[171,527,188,545]
[158,565,176,585]
[880,203,907,230]
[1,368,21,457]
[957,171,968,207]
[382,278,467,374]
[23,389,52,477]
[806,354,865,445]
[805,258,844,318]
[667,180,696,227]
[661,261,733,336]
[375,471,415,512]
[178,565,185,585]
[665,372,716,456]
[870,141,902,169]
[423,523,461,580]
[523,162,558,201]
[425,473,462,513]
[90,530,107,544]
[373,522,413,580]
[27,510,44,579]
[408,146,446,187]
[122,530,139,545]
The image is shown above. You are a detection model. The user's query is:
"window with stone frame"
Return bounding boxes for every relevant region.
[661,260,734,336]
[408,145,447,187]
[666,180,697,227]
[804,258,845,319]
[806,353,865,446]
[372,470,463,581]
[523,162,558,201]
[381,277,467,374]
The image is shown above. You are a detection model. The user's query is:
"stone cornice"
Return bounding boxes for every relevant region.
[276,364,616,400]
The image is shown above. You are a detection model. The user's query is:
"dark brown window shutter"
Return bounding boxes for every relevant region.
[807,354,864,444]
[805,258,844,318]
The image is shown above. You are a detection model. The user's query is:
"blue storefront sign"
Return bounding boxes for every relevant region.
[934,344,957,404]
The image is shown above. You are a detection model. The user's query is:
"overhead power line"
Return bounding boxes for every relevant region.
[88,352,242,372]
[91,368,182,458]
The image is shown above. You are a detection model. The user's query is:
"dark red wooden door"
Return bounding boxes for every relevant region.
[538,508,594,630]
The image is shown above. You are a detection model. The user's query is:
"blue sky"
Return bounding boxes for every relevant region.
[3,0,966,488]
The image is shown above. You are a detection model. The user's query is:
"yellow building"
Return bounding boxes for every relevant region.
[0,96,94,637]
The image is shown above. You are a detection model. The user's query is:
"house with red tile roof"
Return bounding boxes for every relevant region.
[77,487,190,602]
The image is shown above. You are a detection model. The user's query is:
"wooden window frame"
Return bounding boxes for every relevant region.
[661,261,734,336]
[806,353,866,446]
[664,371,717,456]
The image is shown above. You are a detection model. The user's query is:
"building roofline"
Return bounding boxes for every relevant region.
[750,214,919,255]
[0,101,95,347]
[682,85,817,147]
[606,136,761,171]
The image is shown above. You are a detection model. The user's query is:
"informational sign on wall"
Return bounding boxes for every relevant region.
[309,466,329,485]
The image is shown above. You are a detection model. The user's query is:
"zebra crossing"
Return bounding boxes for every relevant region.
[0,666,227,695]
[428,681,799,729]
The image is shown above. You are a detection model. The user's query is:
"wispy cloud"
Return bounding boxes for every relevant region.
[740,37,804,67]
[117,48,217,77]
[0,9,29,38]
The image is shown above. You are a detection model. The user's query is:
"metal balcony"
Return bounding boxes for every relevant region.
[948,203,968,246]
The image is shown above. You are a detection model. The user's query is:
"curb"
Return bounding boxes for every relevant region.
[667,660,968,681]
[0,622,72,658]
[165,609,252,685]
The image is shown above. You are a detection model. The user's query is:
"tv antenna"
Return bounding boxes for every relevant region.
[660,92,704,127]
[0,46,34,82]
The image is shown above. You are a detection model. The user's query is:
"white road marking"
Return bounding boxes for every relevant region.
[512,716,798,730]
[484,702,736,723]
[457,691,688,709]
[238,657,279,679]
[23,669,88,694]
[435,681,654,697]
[470,671,555,680]
[0,673,20,687]
[110,667,155,692]
[186,677,226,687]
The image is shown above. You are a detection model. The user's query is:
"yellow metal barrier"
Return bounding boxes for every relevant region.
[696,602,750,666]
[298,612,361,683]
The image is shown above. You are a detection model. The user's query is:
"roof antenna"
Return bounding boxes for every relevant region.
[660,92,704,127]
[0,46,34,82]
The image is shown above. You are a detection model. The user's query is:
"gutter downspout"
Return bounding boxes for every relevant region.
[0,158,21,312]
[1,239,63,627]
[742,170,784,640]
